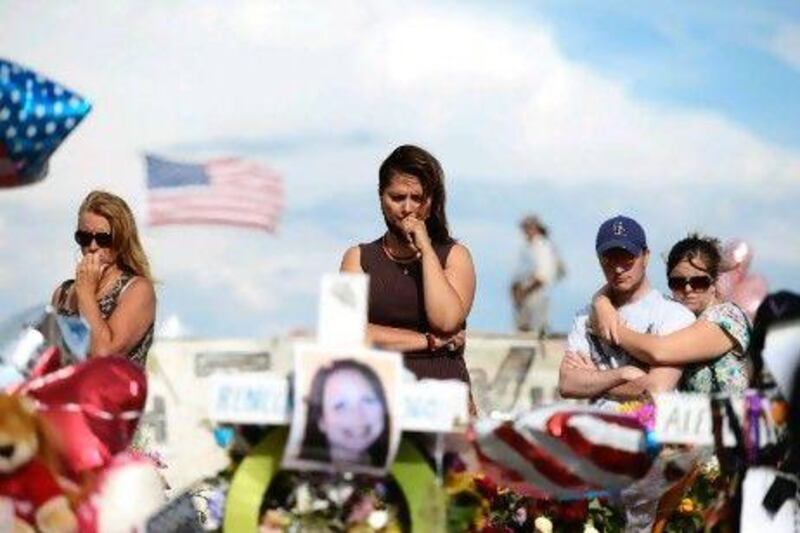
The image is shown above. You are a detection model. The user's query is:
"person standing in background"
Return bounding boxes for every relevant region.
[511,215,562,337]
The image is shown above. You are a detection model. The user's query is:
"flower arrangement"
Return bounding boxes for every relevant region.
[444,461,625,532]
[258,471,408,532]
[658,455,727,532]
[615,400,656,431]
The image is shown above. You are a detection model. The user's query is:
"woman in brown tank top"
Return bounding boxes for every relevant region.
[340,145,476,384]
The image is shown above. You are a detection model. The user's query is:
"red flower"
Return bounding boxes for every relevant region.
[474,476,499,498]
[480,526,512,533]
[556,499,589,523]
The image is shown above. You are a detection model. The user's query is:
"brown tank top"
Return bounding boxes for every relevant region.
[359,238,470,383]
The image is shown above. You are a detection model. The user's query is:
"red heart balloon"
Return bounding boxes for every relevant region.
[18,356,147,476]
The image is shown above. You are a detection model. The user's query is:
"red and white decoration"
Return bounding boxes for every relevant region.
[475,405,654,499]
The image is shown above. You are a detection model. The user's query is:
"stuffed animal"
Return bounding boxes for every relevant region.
[0,393,77,533]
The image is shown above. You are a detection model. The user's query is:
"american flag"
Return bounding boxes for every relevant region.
[475,404,655,499]
[145,154,284,232]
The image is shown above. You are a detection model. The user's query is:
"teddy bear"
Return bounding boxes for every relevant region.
[0,393,77,533]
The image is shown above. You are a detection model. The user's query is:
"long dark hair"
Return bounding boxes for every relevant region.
[666,233,722,279]
[379,145,453,244]
[299,359,391,468]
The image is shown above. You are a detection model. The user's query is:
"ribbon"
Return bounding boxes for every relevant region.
[745,391,762,465]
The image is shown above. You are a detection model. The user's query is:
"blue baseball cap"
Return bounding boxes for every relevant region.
[595,215,647,255]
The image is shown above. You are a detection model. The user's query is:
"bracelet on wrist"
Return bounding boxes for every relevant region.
[425,332,436,352]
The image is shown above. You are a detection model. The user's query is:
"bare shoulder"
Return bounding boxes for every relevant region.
[447,242,473,265]
[340,245,363,272]
[121,276,156,302]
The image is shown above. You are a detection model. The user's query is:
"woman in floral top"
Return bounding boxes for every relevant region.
[52,191,156,367]
[592,234,751,394]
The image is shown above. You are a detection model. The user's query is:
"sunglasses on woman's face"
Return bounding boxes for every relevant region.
[74,230,113,248]
[668,275,713,292]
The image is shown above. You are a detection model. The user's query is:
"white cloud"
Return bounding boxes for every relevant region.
[2,0,795,211]
[769,23,800,70]
[156,314,190,339]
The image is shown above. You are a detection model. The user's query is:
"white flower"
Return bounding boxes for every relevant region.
[327,484,354,505]
[294,484,312,513]
[367,510,389,529]
[584,522,600,533]
[534,516,553,533]
[311,499,330,511]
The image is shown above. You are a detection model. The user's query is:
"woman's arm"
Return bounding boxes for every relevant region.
[617,320,737,366]
[365,324,464,355]
[78,277,156,357]
[591,291,621,345]
[420,243,476,334]
[339,246,466,352]
[400,215,476,334]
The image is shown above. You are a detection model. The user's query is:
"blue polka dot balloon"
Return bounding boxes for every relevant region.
[0,58,92,188]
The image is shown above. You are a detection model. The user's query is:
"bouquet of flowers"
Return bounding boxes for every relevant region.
[444,457,624,532]
[258,471,408,533]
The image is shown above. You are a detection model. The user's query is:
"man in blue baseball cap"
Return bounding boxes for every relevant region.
[558,215,696,530]
[558,215,695,405]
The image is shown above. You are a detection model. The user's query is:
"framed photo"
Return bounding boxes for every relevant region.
[283,344,403,475]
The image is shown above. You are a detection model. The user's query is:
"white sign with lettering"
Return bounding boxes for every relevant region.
[401,379,470,432]
[653,392,737,446]
[207,371,468,433]
[318,273,368,347]
[209,373,289,425]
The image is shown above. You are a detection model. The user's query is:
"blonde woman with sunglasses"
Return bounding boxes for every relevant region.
[592,234,751,394]
[52,190,156,366]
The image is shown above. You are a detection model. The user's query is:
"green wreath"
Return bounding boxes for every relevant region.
[224,427,441,531]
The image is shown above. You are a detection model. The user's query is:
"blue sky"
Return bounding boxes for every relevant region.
[1,1,798,338]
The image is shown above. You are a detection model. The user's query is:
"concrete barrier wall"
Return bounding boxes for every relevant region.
[140,333,567,491]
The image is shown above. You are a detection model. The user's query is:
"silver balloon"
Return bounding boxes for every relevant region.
[0,304,89,387]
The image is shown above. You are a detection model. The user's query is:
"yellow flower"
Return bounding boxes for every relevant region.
[445,472,475,495]
[678,498,695,515]
[616,400,644,414]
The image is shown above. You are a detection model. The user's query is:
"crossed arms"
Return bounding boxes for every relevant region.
[558,351,682,401]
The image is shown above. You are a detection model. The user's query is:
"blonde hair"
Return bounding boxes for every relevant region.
[78,190,153,282]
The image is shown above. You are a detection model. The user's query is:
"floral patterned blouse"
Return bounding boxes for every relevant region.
[56,272,153,367]
[680,302,751,394]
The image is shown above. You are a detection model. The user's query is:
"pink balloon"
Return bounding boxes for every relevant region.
[716,239,768,321]
[731,274,769,321]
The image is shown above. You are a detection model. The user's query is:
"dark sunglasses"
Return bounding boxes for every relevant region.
[668,275,713,292]
[600,252,637,271]
[74,230,113,248]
